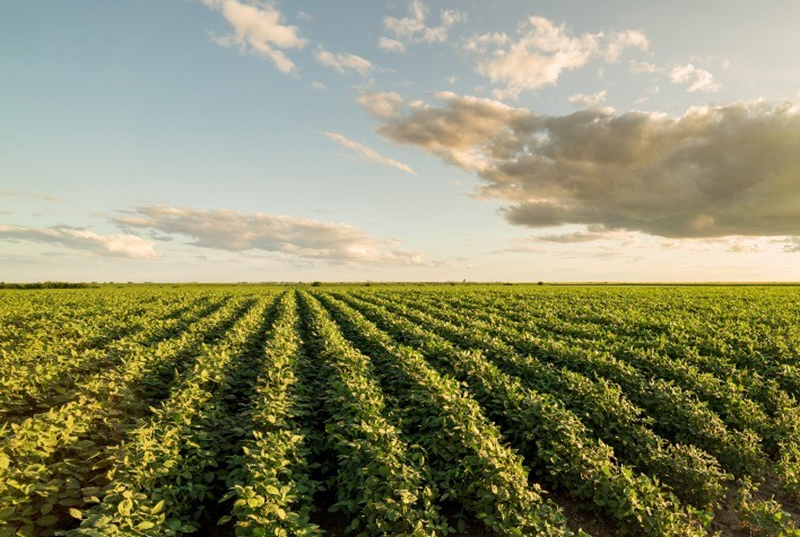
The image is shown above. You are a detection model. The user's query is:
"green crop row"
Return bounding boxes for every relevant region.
[308,292,576,536]
[343,291,729,510]
[322,293,707,536]
[0,295,256,536]
[67,294,276,535]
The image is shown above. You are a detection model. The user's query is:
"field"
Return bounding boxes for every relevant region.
[1,284,799,536]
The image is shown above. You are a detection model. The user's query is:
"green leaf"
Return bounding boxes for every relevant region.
[36,515,59,526]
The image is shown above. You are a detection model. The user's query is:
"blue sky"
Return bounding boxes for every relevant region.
[2,0,800,282]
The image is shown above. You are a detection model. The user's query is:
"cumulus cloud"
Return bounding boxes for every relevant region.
[0,225,158,258]
[203,0,306,73]
[358,92,405,118]
[378,37,406,54]
[605,30,649,62]
[468,17,649,98]
[383,0,464,45]
[670,63,720,92]
[314,47,373,76]
[568,90,607,108]
[364,92,800,239]
[114,206,425,265]
[323,131,416,175]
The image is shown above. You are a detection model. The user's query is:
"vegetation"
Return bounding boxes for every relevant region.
[0,284,798,536]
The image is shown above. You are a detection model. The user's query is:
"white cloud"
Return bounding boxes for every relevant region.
[314,47,373,76]
[365,92,800,239]
[323,131,416,175]
[202,0,306,73]
[469,17,651,99]
[629,59,658,73]
[114,206,425,265]
[383,0,464,45]
[670,64,721,92]
[568,90,607,108]
[310,81,327,90]
[464,32,509,52]
[605,30,650,62]
[378,37,406,54]
[358,92,404,118]
[0,225,158,258]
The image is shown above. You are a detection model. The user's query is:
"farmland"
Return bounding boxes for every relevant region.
[1,284,799,536]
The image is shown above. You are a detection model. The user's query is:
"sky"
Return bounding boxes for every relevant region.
[2,0,800,282]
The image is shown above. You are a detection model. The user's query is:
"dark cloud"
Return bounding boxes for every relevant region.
[366,92,800,238]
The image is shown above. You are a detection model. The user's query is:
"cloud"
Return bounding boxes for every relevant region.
[605,30,650,62]
[0,225,158,258]
[780,237,800,253]
[383,0,464,45]
[725,239,763,253]
[568,90,607,108]
[669,63,720,92]
[378,37,406,54]
[310,81,327,90]
[364,92,800,239]
[114,206,425,265]
[314,47,373,76]
[0,190,61,202]
[629,59,658,74]
[467,17,650,98]
[203,0,306,73]
[536,230,609,243]
[322,132,416,175]
[358,92,405,118]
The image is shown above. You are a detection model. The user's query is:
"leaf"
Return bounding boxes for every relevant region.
[36,515,59,526]
[218,515,232,525]
[69,508,83,520]
[118,498,134,516]
[152,500,165,515]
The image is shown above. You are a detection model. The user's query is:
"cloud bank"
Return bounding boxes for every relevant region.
[203,0,306,73]
[115,206,424,264]
[0,225,158,258]
[364,92,800,239]
[323,132,416,175]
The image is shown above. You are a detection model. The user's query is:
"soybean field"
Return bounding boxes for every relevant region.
[1,284,799,536]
